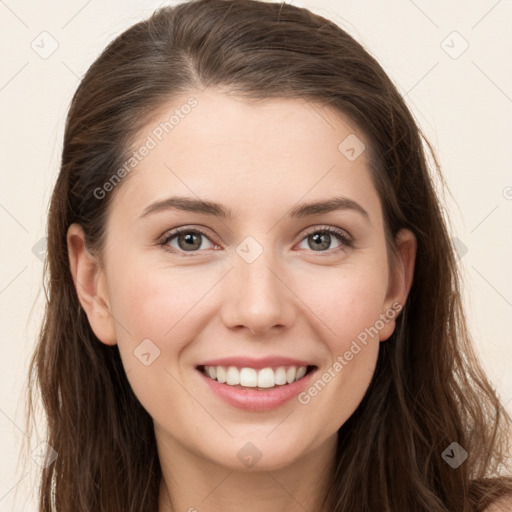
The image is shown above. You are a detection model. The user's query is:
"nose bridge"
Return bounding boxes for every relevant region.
[222,234,295,335]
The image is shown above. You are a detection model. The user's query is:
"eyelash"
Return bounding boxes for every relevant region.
[158,225,354,257]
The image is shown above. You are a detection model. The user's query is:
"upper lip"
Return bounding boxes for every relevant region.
[196,356,317,370]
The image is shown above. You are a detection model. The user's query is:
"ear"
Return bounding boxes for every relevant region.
[379,228,417,342]
[67,223,117,346]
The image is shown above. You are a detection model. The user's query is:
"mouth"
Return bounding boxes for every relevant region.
[196,364,318,391]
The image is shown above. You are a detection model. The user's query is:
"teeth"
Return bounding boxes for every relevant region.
[202,365,310,388]
[216,366,226,384]
[226,366,240,385]
[240,367,257,387]
[258,368,275,388]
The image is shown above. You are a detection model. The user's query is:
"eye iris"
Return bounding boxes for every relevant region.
[178,232,201,251]
[170,230,340,253]
[309,232,331,251]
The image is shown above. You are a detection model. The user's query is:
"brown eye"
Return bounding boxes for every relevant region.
[162,228,214,253]
[159,225,353,257]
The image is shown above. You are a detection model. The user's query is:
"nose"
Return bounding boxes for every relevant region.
[220,247,297,337]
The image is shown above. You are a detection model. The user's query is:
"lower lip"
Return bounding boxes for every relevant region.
[196,367,317,411]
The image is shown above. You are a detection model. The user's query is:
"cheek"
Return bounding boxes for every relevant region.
[108,262,207,343]
[299,284,382,428]
[109,251,389,362]
[302,264,389,347]
[107,267,206,421]
[105,251,386,438]
[293,265,386,421]
[319,342,379,429]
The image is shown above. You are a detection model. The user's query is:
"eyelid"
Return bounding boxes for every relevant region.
[301,225,353,244]
[159,224,354,255]
[158,225,218,254]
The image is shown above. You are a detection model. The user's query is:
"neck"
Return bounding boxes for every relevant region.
[157,431,337,512]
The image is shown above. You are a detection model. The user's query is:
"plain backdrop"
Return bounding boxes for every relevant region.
[1,0,511,509]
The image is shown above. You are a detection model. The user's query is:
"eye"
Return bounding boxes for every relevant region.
[160,227,216,254]
[159,225,353,256]
[296,226,353,253]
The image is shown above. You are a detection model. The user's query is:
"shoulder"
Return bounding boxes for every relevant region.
[485,496,512,512]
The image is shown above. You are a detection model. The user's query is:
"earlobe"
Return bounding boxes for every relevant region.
[379,228,417,341]
[67,223,117,346]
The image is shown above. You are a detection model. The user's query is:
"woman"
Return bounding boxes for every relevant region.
[25,0,512,510]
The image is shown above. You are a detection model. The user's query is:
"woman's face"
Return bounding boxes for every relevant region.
[68,87,416,473]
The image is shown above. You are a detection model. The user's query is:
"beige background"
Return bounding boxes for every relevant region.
[1,0,511,509]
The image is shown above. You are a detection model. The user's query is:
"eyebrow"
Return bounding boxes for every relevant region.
[139,195,370,223]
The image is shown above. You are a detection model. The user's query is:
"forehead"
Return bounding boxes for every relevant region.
[108,88,381,225]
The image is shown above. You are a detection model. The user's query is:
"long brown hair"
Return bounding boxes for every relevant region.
[24,0,512,510]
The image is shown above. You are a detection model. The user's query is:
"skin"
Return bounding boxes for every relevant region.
[67,87,417,512]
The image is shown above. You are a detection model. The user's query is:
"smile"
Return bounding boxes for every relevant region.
[196,364,318,411]
[198,364,316,389]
